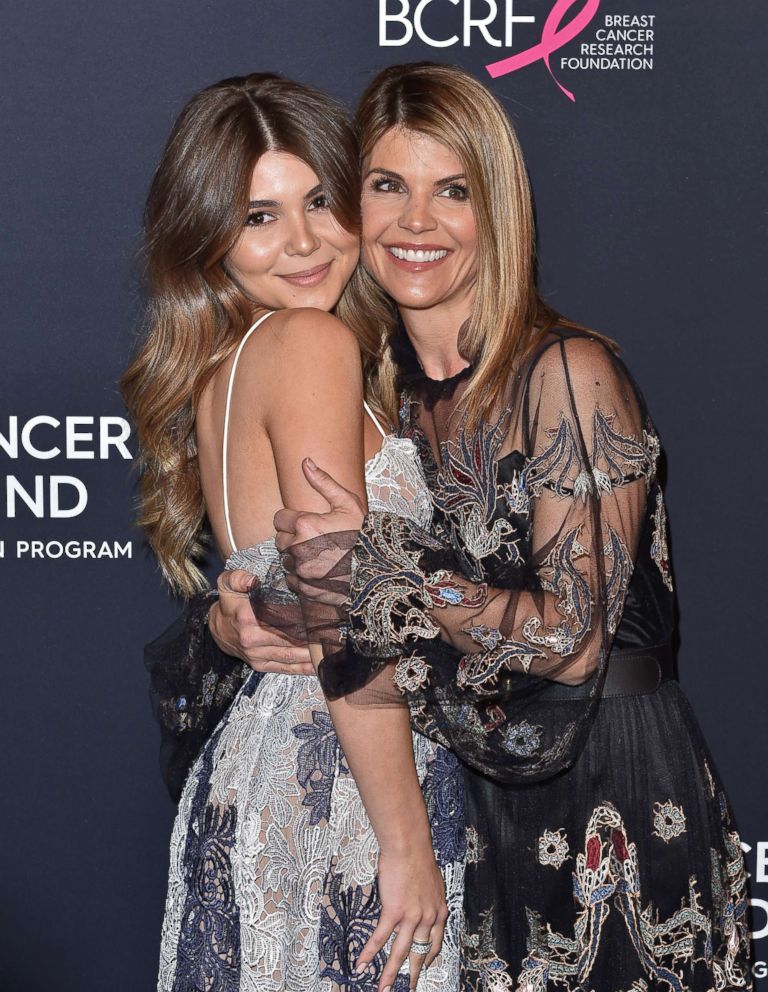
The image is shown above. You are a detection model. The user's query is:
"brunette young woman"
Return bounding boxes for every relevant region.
[221,63,753,991]
[122,73,465,992]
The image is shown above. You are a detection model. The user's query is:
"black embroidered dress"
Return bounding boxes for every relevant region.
[309,328,752,991]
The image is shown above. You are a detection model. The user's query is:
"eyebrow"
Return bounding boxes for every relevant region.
[248,184,324,209]
[365,167,467,186]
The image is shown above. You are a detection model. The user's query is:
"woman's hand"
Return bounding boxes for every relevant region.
[357,842,448,992]
[274,458,364,603]
[274,457,364,550]
[209,569,313,675]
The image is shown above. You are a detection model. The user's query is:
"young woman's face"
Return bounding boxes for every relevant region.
[226,152,359,312]
[361,127,477,312]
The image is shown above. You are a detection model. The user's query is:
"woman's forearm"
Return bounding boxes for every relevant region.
[310,645,433,855]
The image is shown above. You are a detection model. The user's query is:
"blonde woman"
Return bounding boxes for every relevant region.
[228,63,753,991]
[122,73,465,992]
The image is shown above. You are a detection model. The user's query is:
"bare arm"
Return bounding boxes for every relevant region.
[237,309,445,988]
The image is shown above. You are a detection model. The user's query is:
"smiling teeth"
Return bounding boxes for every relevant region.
[389,247,448,262]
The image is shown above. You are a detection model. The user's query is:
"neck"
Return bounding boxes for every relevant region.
[398,295,473,381]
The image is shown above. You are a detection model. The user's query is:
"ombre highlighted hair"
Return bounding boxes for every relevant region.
[337,62,591,428]
[121,73,360,595]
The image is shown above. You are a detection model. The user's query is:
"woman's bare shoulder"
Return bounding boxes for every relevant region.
[264,307,359,357]
[224,308,361,410]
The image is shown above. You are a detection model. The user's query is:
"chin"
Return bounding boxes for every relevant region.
[388,286,443,309]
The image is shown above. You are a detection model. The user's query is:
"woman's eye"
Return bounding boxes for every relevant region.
[438,184,469,202]
[245,211,276,227]
[370,177,404,194]
[308,193,330,211]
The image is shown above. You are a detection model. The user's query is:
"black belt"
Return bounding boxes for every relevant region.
[544,642,676,701]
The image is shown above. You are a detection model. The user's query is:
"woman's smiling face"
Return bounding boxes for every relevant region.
[360,127,478,314]
[226,151,359,312]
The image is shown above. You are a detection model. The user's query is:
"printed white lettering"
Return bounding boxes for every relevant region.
[379,0,534,48]
[22,416,61,459]
[464,0,501,48]
[7,476,45,517]
[751,899,768,941]
[50,476,88,518]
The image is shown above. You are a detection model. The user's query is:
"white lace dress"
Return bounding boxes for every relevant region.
[157,433,466,992]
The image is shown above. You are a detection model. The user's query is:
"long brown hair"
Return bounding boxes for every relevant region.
[121,73,360,595]
[337,62,593,427]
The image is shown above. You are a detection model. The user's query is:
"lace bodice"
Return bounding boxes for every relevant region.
[225,434,432,577]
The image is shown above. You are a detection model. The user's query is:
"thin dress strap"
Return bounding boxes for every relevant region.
[222,311,275,553]
[363,400,388,439]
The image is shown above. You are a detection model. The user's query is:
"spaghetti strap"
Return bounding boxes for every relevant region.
[222,311,275,554]
[363,400,388,439]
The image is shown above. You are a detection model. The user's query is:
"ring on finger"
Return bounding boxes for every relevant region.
[409,938,433,956]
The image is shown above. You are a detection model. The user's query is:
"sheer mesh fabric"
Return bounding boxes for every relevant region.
[267,330,658,783]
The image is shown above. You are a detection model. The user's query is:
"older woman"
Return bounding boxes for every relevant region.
[228,63,752,990]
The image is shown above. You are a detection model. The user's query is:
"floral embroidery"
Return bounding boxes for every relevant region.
[425,569,487,608]
[174,803,240,992]
[293,710,346,826]
[319,873,386,989]
[462,908,515,992]
[434,416,522,563]
[591,408,655,491]
[422,747,467,866]
[466,825,488,866]
[523,526,592,657]
[538,829,570,869]
[349,513,444,650]
[503,720,542,757]
[644,429,661,489]
[502,469,530,515]
[518,802,717,992]
[652,800,687,842]
[466,625,504,650]
[524,414,583,499]
[393,653,430,692]
[651,489,674,591]
[523,408,657,504]
[710,827,751,989]
[457,639,545,690]
[604,525,634,635]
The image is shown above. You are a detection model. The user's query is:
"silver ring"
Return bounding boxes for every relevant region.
[409,939,432,956]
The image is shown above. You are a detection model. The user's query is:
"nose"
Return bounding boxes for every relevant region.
[286,212,321,257]
[397,191,438,235]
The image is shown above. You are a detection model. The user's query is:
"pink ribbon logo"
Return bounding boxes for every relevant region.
[485,0,602,102]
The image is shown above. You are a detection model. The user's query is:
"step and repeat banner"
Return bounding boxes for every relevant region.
[1,1,766,988]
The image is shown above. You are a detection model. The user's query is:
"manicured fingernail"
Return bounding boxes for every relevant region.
[383,986,392,992]
[305,457,317,471]
[354,960,367,975]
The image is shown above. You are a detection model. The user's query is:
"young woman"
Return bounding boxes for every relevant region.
[122,73,465,992]
[236,63,753,991]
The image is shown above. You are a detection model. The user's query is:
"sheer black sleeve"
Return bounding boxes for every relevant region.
[334,335,655,781]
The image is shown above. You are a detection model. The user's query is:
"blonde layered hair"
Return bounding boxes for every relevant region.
[121,74,360,595]
[338,62,569,427]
